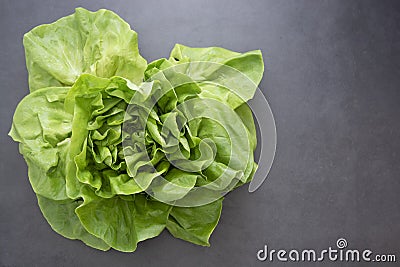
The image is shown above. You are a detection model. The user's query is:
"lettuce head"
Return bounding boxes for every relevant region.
[9,7,264,252]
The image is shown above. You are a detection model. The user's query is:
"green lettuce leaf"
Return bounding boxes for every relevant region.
[76,192,171,252]
[37,195,110,250]
[166,198,223,246]
[146,44,264,109]
[9,87,72,200]
[24,7,147,91]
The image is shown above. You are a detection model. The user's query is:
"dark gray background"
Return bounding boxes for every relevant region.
[1,0,399,266]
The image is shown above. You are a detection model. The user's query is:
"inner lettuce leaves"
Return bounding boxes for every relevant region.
[9,7,264,252]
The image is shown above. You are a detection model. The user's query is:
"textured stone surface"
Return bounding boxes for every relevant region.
[1,0,399,266]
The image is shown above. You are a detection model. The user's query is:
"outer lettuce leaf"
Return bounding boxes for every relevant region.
[235,103,257,151]
[170,44,263,88]
[9,87,72,200]
[76,192,171,252]
[146,44,264,109]
[24,7,147,91]
[166,198,223,246]
[37,195,110,251]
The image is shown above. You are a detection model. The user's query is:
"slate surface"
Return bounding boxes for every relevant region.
[1,0,399,266]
